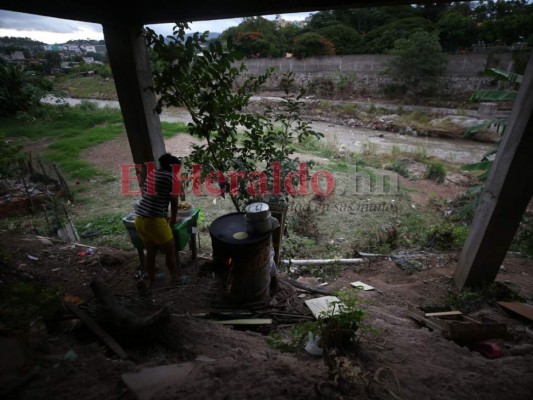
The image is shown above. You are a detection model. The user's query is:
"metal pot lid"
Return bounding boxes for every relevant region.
[245,202,269,213]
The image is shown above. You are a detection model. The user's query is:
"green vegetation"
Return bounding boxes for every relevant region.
[146,24,322,212]
[0,104,124,179]
[54,74,116,99]
[0,62,53,116]
[0,280,62,330]
[218,2,533,58]
[161,121,189,138]
[385,158,410,178]
[0,134,26,180]
[77,212,131,249]
[385,31,447,96]
[268,289,371,354]
[424,160,447,183]
[446,282,524,313]
[422,224,469,250]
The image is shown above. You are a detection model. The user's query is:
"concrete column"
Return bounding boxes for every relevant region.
[454,51,533,289]
[102,23,166,172]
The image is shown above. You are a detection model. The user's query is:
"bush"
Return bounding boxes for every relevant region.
[385,31,447,96]
[425,161,446,183]
[385,159,410,178]
[422,224,468,250]
[0,63,52,116]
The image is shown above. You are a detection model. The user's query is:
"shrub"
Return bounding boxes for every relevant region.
[425,161,446,183]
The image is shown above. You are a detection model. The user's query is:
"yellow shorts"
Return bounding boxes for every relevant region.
[134,216,173,245]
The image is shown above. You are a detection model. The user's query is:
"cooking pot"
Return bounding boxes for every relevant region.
[245,202,272,236]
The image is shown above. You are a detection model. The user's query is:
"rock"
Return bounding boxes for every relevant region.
[378,114,399,122]
[38,237,54,246]
[509,344,533,356]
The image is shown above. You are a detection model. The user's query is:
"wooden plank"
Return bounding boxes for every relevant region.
[214,319,272,325]
[65,302,128,359]
[497,301,533,321]
[408,305,507,341]
[446,321,507,341]
[425,311,463,319]
[287,279,330,295]
[454,53,533,289]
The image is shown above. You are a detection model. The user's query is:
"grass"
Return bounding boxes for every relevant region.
[385,159,410,178]
[0,96,475,263]
[424,161,447,183]
[161,121,189,138]
[54,75,117,99]
[0,104,124,179]
[0,105,189,180]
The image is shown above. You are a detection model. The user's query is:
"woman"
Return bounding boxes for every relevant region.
[135,153,182,287]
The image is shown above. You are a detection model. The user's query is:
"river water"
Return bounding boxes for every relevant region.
[41,95,492,164]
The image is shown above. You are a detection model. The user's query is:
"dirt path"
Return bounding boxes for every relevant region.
[2,233,532,400]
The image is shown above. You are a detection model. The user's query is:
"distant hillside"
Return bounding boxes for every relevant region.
[65,39,106,45]
[0,36,46,47]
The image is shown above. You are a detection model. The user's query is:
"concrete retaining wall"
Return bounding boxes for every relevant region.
[238,53,514,96]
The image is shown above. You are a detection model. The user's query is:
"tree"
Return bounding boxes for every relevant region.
[220,17,283,58]
[144,24,322,211]
[385,31,447,95]
[292,32,335,58]
[437,11,478,52]
[307,11,339,30]
[317,24,363,55]
[478,13,533,45]
[43,52,62,73]
[363,17,437,53]
[279,25,303,55]
[0,62,52,116]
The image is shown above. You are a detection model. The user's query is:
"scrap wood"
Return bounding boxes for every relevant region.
[497,301,533,322]
[90,278,171,334]
[286,278,331,295]
[407,304,507,341]
[425,311,463,319]
[214,318,272,325]
[282,258,363,266]
[64,301,128,360]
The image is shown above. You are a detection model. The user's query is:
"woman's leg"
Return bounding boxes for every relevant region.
[161,238,178,280]
[144,241,157,282]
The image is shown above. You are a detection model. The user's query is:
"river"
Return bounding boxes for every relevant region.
[41,95,493,164]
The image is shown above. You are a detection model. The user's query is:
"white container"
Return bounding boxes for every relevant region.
[245,203,271,236]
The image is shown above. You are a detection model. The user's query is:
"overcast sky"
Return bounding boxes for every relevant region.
[0,10,315,44]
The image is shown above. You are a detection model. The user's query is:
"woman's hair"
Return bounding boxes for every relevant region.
[158,153,181,171]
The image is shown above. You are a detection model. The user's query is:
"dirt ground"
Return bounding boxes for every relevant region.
[3,103,533,399]
[1,231,532,400]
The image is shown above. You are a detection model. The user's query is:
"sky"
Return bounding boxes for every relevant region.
[0,9,315,44]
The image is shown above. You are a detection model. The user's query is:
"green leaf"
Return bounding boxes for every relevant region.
[484,68,523,84]
[462,160,492,171]
[469,90,517,102]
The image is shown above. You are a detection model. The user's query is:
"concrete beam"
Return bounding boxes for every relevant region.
[454,51,533,289]
[103,23,165,173]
